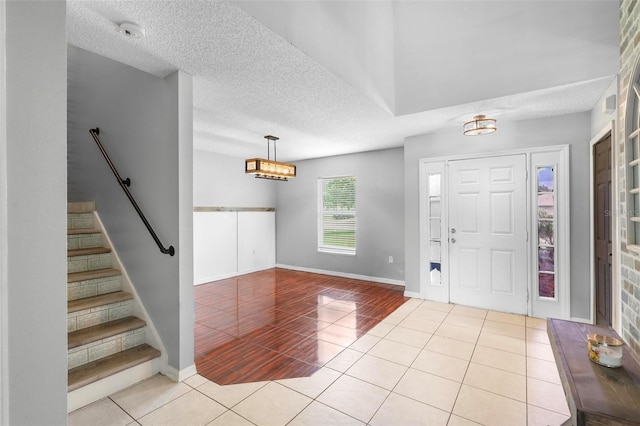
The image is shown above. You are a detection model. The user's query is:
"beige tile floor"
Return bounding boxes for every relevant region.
[68,299,570,426]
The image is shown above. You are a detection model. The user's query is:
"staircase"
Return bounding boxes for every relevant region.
[67,201,161,411]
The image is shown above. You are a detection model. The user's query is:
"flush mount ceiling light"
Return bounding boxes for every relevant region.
[463,114,497,136]
[245,135,296,181]
[117,22,145,39]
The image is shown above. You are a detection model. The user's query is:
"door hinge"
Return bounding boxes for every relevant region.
[527,289,529,302]
[526,230,529,241]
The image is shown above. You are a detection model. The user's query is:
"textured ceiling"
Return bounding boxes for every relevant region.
[66,1,619,161]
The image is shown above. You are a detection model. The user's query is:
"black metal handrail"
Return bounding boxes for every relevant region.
[89,128,175,256]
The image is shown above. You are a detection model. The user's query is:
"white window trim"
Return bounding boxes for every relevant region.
[417,161,448,301]
[626,55,640,252]
[317,175,357,256]
[533,163,559,305]
[529,148,570,320]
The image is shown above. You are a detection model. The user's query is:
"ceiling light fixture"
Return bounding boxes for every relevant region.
[117,22,145,39]
[245,135,296,181]
[463,114,497,136]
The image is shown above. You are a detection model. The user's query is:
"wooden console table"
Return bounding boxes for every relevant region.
[548,319,640,426]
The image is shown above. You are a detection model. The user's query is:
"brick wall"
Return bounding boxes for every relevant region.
[619,0,640,357]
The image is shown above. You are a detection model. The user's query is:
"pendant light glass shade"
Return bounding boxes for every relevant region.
[463,114,497,136]
[245,135,296,181]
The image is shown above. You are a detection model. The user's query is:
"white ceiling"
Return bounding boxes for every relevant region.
[66,0,620,162]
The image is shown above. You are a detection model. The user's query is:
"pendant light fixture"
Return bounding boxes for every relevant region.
[245,135,296,181]
[463,114,497,136]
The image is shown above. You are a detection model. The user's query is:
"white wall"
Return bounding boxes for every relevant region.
[404,112,592,320]
[67,46,194,373]
[175,71,195,375]
[276,148,404,283]
[5,1,68,423]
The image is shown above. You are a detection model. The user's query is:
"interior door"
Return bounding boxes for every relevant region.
[448,155,528,314]
[594,134,612,326]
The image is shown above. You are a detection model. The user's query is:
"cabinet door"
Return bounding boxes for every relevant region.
[193,211,238,284]
[238,211,276,274]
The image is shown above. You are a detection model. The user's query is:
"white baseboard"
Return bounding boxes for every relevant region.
[67,358,161,413]
[162,363,198,382]
[194,265,276,286]
[276,264,405,287]
[404,291,422,298]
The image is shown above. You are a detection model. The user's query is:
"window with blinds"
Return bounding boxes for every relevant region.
[627,63,640,250]
[317,176,356,255]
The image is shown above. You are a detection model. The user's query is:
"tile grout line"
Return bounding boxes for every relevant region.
[446,309,487,425]
[75,299,564,425]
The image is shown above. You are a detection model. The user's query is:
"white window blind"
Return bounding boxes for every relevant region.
[318,176,356,255]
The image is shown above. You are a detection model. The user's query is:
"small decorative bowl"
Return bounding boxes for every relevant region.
[587,333,624,368]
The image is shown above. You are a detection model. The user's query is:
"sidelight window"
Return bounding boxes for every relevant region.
[537,166,556,299]
[428,174,442,285]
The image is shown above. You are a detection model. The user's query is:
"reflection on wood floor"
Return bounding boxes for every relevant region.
[195,268,408,385]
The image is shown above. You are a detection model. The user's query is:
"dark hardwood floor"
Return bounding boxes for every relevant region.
[194,268,408,385]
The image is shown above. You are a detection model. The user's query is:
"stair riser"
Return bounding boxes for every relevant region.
[68,328,146,370]
[67,233,103,251]
[68,276,122,302]
[68,300,133,332]
[68,253,112,274]
[67,213,94,230]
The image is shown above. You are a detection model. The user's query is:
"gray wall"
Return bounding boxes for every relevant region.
[590,77,617,139]
[194,150,276,207]
[404,112,592,320]
[276,148,404,282]
[5,1,68,423]
[67,46,194,371]
[174,71,195,371]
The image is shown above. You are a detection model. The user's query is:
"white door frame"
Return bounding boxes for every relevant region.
[419,145,570,318]
[589,123,620,329]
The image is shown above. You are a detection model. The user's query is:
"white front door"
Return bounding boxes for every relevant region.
[448,154,528,314]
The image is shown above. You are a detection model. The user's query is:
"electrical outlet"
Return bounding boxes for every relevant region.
[388,256,393,263]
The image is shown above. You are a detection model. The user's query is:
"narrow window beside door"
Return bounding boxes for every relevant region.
[428,174,442,284]
[317,176,356,255]
[537,166,556,299]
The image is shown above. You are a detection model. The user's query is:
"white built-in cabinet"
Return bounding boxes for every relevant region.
[193,208,276,284]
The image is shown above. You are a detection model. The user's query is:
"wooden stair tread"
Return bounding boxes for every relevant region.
[68,247,111,257]
[68,268,121,283]
[67,227,101,235]
[68,344,160,391]
[68,316,146,349]
[68,291,132,313]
